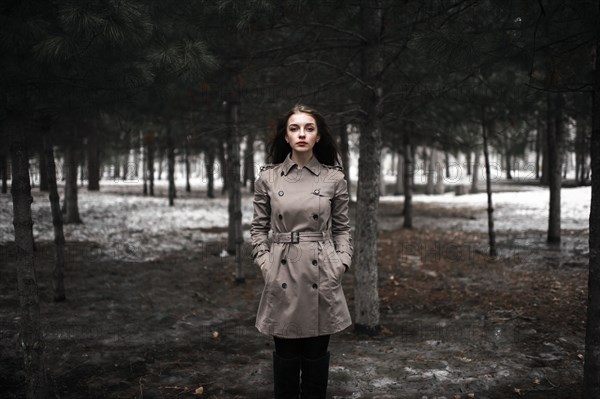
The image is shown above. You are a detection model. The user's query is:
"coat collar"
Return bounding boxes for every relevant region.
[282,152,322,176]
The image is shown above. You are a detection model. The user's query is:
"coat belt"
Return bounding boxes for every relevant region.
[272,231,331,243]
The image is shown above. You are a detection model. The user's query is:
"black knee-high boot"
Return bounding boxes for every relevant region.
[273,352,301,399]
[300,352,330,399]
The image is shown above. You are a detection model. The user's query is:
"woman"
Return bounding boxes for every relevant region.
[250,104,353,399]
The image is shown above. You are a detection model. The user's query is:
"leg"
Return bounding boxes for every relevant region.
[273,336,302,399]
[300,335,331,399]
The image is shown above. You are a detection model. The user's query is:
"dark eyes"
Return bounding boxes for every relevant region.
[288,125,316,132]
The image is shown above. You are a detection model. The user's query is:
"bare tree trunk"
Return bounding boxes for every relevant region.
[583,31,600,399]
[185,145,191,193]
[394,149,404,195]
[541,98,551,186]
[1,151,8,194]
[354,0,382,335]
[243,130,255,191]
[576,112,586,186]
[444,150,450,178]
[42,133,66,302]
[219,139,227,195]
[9,128,49,398]
[64,132,82,224]
[547,93,563,243]
[87,121,100,191]
[157,146,164,180]
[403,133,413,229]
[379,150,386,196]
[435,149,445,194]
[481,110,497,257]
[147,133,155,196]
[112,155,120,180]
[471,149,480,194]
[205,150,215,199]
[167,126,176,207]
[226,100,244,283]
[535,111,542,180]
[339,119,351,197]
[465,151,472,176]
[426,148,436,195]
[38,146,48,191]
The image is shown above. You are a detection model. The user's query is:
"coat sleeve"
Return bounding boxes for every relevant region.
[250,171,272,269]
[331,173,353,272]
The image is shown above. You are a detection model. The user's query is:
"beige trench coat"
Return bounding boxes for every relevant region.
[250,152,353,338]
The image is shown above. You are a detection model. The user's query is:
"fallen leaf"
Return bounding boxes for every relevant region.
[212,331,220,339]
[194,386,204,395]
[513,387,522,396]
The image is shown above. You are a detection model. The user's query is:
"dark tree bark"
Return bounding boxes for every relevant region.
[87,122,100,191]
[185,145,191,193]
[42,133,66,302]
[541,97,551,186]
[482,109,496,257]
[1,151,8,194]
[167,126,176,206]
[64,133,82,224]
[471,148,480,194]
[157,146,164,180]
[37,146,48,191]
[9,128,48,398]
[205,150,215,199]
[112,155,120,180]
[394,149,403,195]
[244,130,256,193]
[147,133,155,196]
[465,151,472,176]
[444,150,450,178]
[402,132,413,229]
[218,138,227,195]
[536,111,542,180]
[547,93,563,243]
[226,100,244,283]
[354,0,382,335]
[339,119,351,197]
[583,31,600,399]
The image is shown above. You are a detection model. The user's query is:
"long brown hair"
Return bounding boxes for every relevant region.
[267,104,341,167]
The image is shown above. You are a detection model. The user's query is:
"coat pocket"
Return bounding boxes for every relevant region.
[258,251,272,282]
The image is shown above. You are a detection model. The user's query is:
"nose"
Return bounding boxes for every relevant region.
[299,128,306,137]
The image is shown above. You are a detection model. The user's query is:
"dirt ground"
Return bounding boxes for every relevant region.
[0,188,588,399]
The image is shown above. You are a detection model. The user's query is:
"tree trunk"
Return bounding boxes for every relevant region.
[435,149,445,194]
[112,155,120,181]
[157,146,164,180]
[42,133,66,302]
[379,150,386,196]
[576,112,586,186]
[505,151,512,180]
[471,149,480,194]
[185,145,191,193]
[9,128,49,398]
[167,126,176,206]
[547,93,562,243]
[536,111,542,180]
[205,150,215,199]
[465,151,472,176]
[64,134,82,224]
[481,110,497,257]
[583,32,600,399]
[354,0,382,335]
[444,150,450,178]
[147,134,155,196]
[243,130,255,190]
[219,138,228,195]
[1,151,8,194]
[541,98,551,186]
[402,133,413,229]
[87,122,100,191]
[394,149,404,195]
[38,146,48,191]
[339,119,351,198]
[226,100,244,283]
[425,148,436,195]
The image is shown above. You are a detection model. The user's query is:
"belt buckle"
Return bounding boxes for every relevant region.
[291,231,300,244]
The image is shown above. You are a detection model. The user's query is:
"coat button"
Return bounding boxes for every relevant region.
[282,283,287,289]
[313,189,320,194]
[312,260,317,266]
[312,283,318,289]
[278,190,284,196]
[281,259,287,265]
[278,214,283,219]
[312,214,318,220]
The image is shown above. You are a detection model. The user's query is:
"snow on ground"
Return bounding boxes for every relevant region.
[0,176,591,263]
[381,185,590,232]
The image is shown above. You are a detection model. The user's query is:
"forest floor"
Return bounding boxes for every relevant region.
[0,183,589,399]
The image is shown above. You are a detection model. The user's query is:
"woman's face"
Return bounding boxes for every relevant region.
[285,112,320,155]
